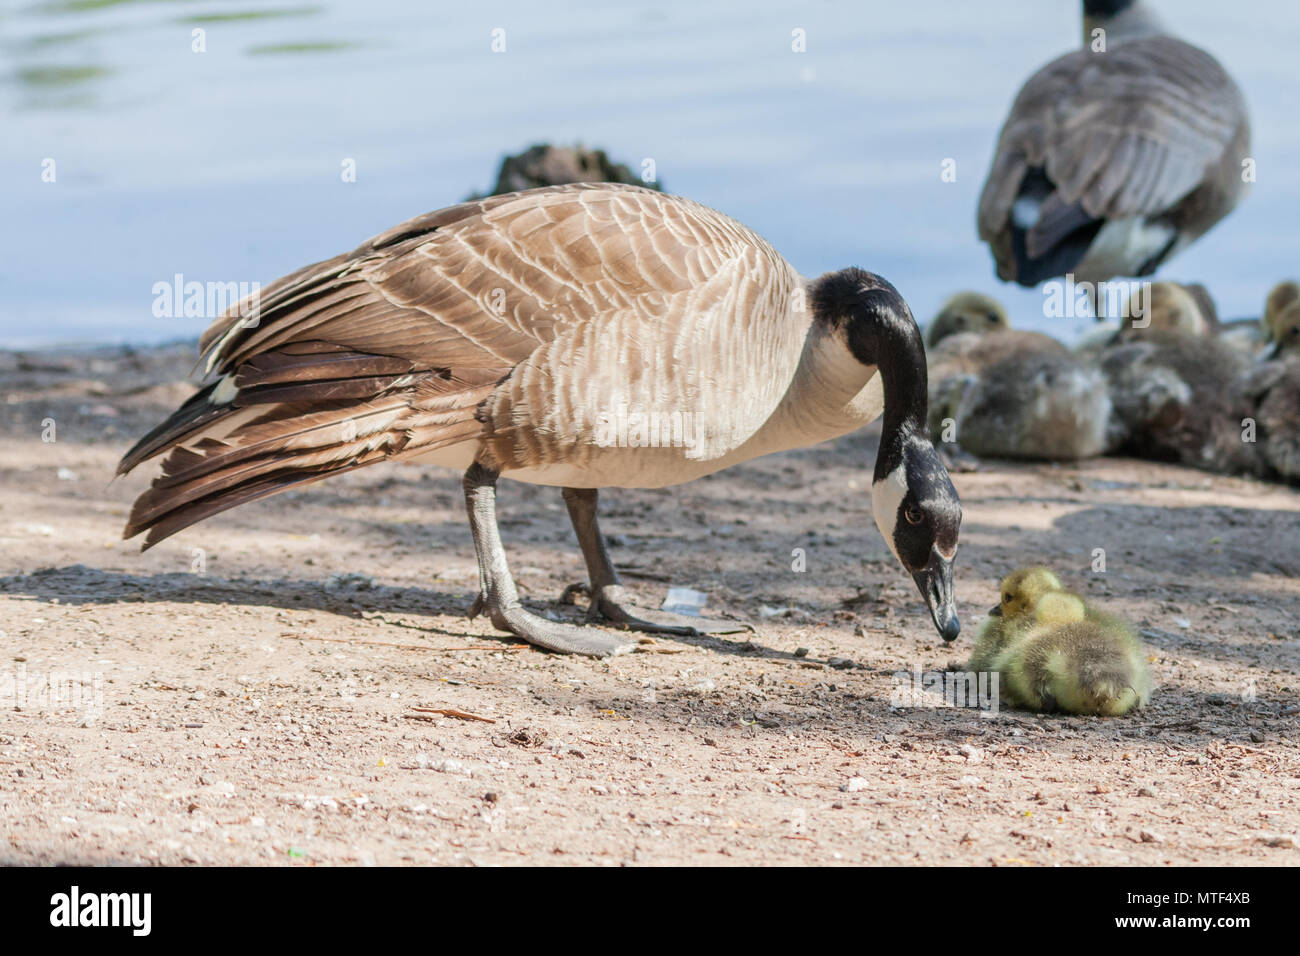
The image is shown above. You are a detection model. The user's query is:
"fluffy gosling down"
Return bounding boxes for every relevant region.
[971,567,1152,716]
[923,295,1108,462]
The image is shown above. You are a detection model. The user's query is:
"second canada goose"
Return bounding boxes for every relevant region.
[117,184,964,656]
[977,0,1251,288]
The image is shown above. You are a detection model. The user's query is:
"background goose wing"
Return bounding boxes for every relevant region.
[978,36,1248,251]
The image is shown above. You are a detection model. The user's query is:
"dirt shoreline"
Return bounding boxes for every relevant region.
[1,345,1297,865]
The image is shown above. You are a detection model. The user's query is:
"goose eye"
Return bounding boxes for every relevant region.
[904,505,923,525]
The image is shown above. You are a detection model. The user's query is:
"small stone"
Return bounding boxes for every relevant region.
[1137,787,1156,798]
[794,647,810,658]
[483,792,498,803]
[1249,729,1265,743]
[827,657,855,670]
[958,744,985,764]
[1139,829,1163,843]
[840,777,869,793]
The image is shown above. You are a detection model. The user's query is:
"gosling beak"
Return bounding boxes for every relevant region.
[988,604,1002,617]
[911,549,960,643]
[1262,340,1281,361]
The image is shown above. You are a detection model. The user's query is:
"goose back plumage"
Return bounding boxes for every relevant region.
[119,184,887,547]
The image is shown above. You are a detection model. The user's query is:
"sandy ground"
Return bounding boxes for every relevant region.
[1,345,1298,866]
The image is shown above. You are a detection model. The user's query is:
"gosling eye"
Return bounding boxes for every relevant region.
[1003,593,1012,603]
[987,313,1000,323]
[904,504,923,525]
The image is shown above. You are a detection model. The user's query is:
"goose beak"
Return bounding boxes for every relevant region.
[1262,340,1281,361]
[988,604,1002,617]
[912,550,960,643]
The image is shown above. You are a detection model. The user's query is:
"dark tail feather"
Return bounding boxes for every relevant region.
[117,382,227,476]
[124,416,484,549]
[1010,217,1103,287]
[121,380,495,548]
[1008,168,1104,287]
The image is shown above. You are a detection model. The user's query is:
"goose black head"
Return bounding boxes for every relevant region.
[1082,0,1135,15]
[811,268,964,642]
[872,435,963,642]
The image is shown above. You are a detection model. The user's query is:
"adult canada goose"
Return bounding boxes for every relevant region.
[977,0,1251,290]
[925,292,1009,349]
[117,184,963,656]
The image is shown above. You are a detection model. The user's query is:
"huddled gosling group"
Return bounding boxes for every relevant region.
[925,282,1300,482]
[970,566,1152,716]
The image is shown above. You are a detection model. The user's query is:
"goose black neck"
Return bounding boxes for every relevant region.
[810,268,928,482]
[1082,0,1135,16]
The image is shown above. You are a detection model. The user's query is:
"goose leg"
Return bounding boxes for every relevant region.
[463,464,635,658]
[560,486,750,636]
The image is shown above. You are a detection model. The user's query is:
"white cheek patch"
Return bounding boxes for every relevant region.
[872,462,908,564]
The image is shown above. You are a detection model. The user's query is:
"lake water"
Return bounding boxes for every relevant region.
[3,0,1297,348]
